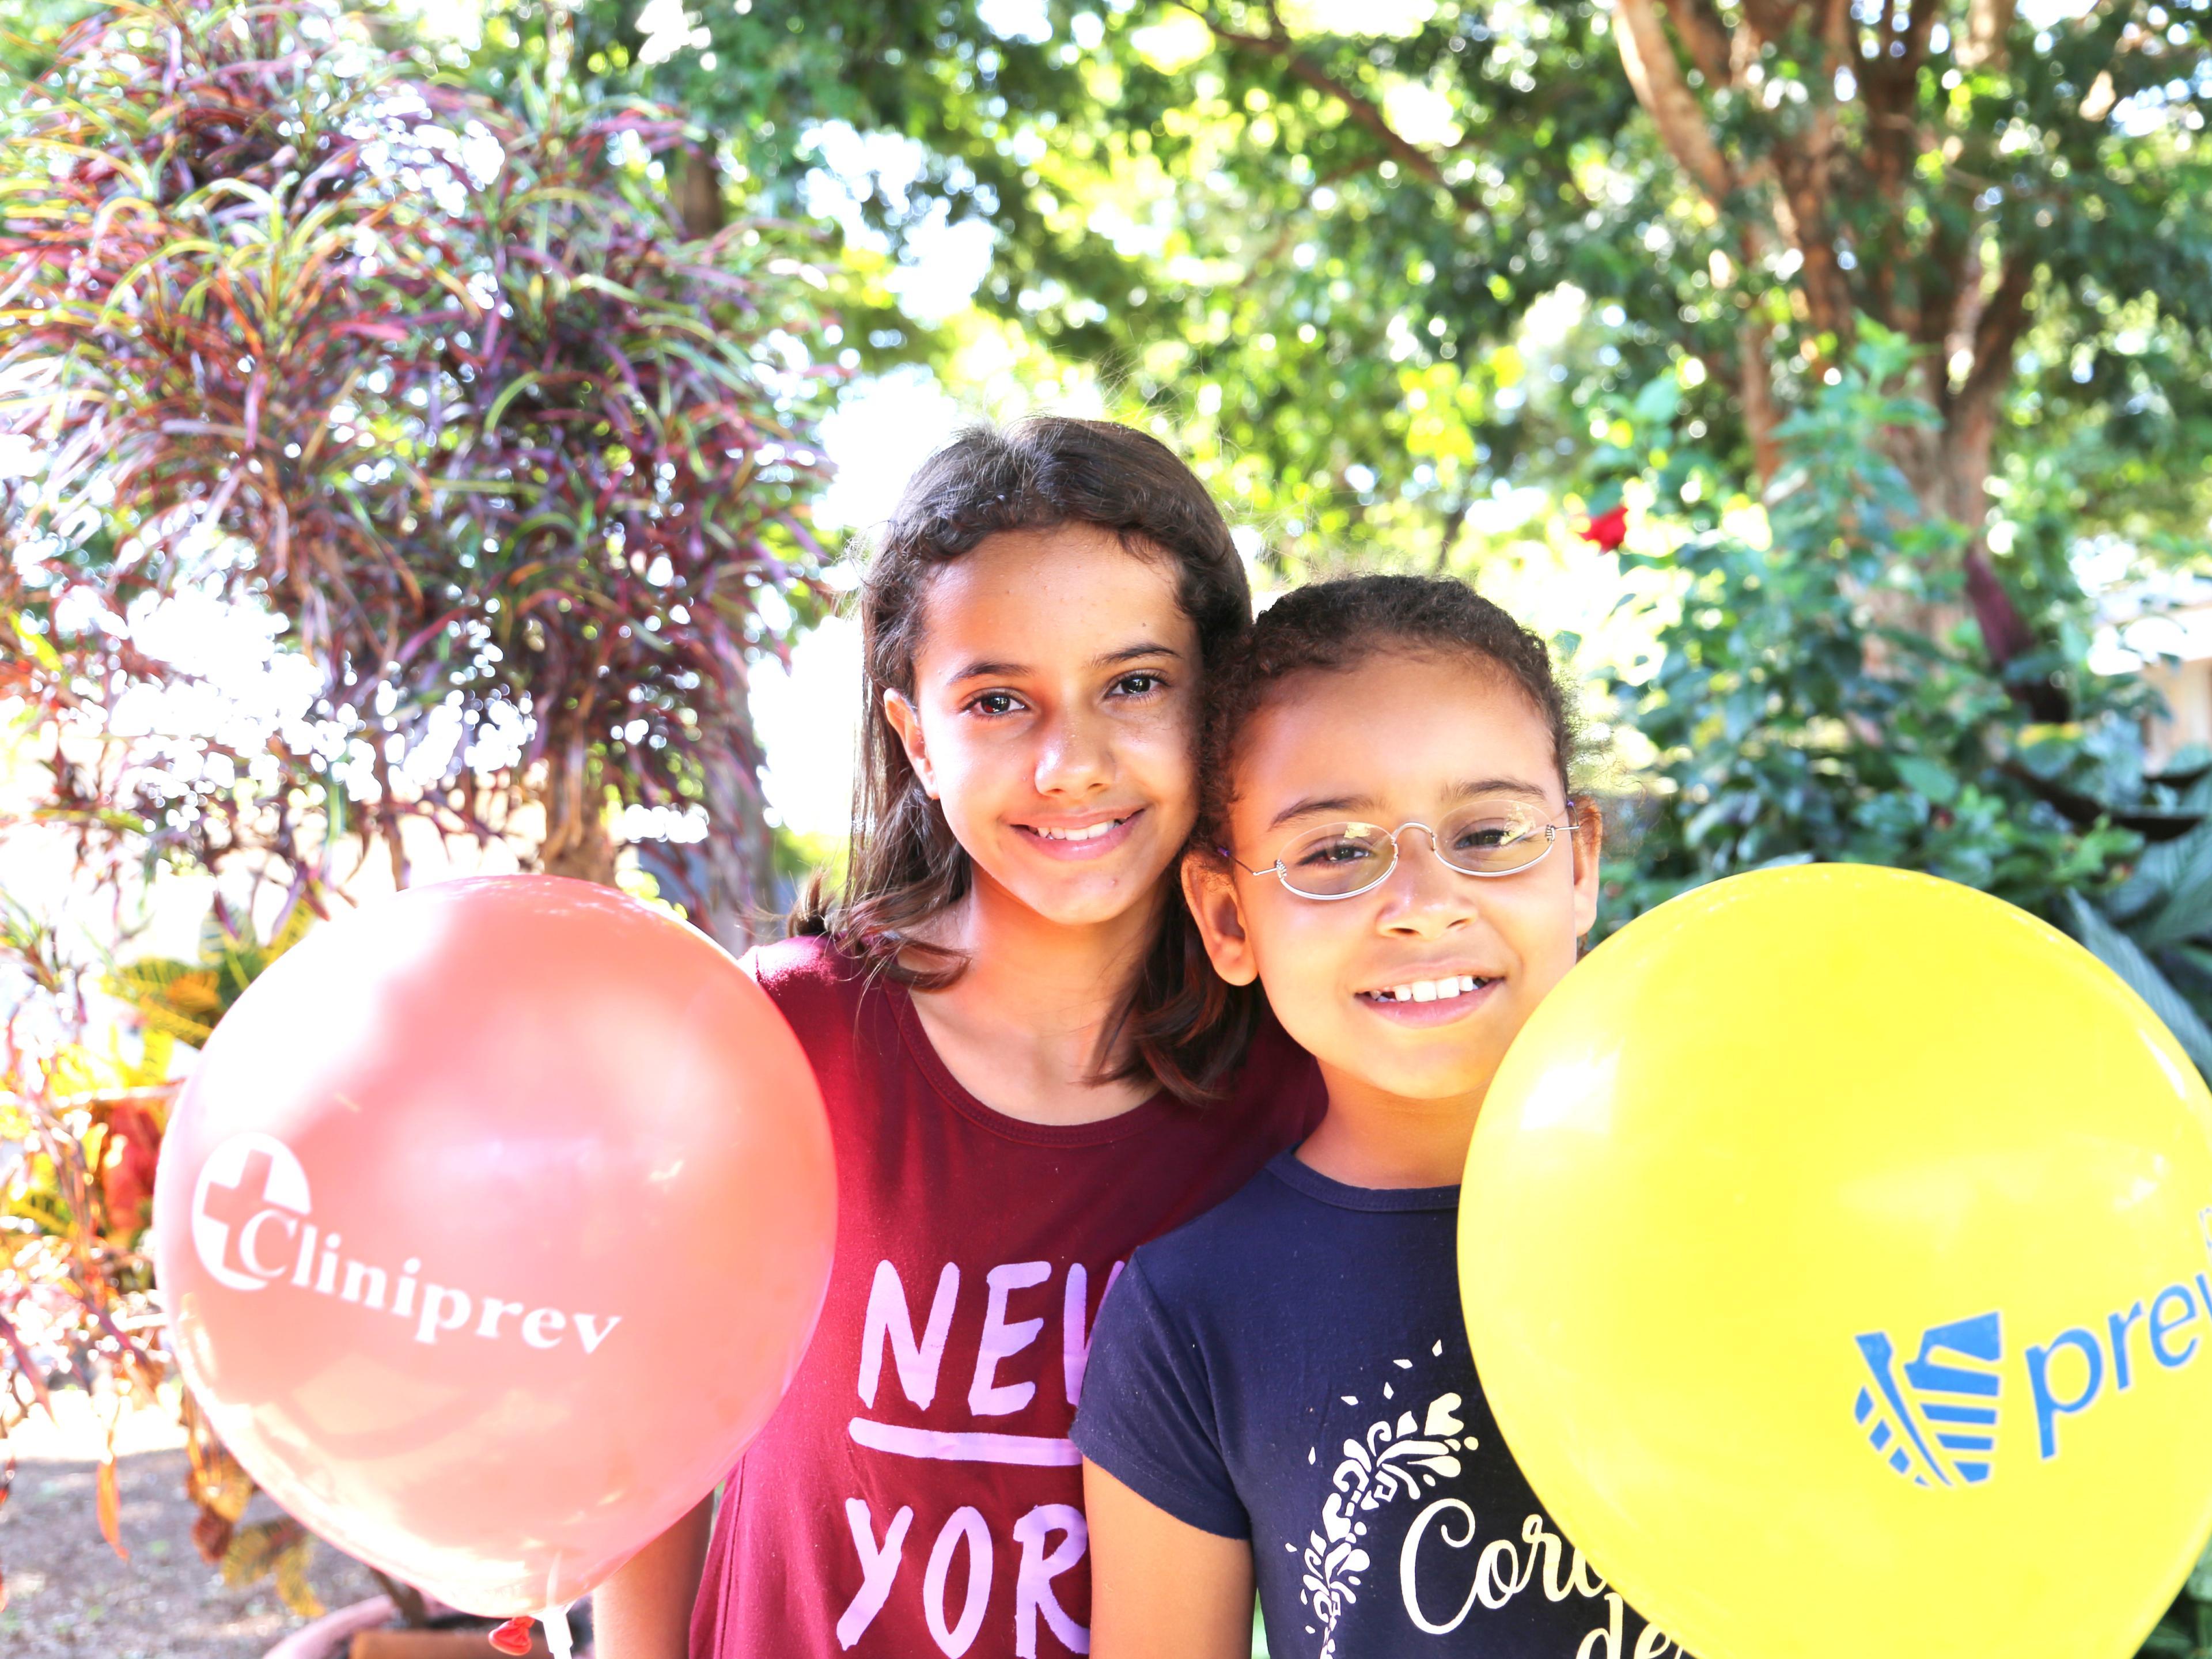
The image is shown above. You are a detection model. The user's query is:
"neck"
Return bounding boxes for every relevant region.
[1296,1064,1489,1190]
[905,868,1166,1124]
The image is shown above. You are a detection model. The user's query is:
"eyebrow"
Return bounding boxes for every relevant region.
[1449,777,1554,804]
[1267,792,1376,831]
[1265,777,1555,832]
[944,640,1184,683]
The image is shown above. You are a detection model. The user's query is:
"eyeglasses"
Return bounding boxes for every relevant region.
[1223,798,1580,902]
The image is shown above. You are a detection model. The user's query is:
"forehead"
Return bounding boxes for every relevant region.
[910,524,1190,676]
[1232,652,1560,823]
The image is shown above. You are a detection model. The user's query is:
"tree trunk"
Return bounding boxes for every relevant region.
[695,727,778,946]
[1863,395,2067,716]
[675,143,726,241]
[537,718,619,887]
[1739,316,1782,486]
[631,670,779,949]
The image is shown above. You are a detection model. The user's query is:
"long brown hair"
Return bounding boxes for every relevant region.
[791,416,1262,1100]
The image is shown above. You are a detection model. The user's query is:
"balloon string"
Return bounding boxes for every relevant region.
[539,1601,574,1659]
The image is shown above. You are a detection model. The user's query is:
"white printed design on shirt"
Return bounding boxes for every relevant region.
[1300,1379,1471,1657]
[1296,1343,1685,1659]
[833,1255,1117,1657]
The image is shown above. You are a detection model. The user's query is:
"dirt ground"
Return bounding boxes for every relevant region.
[2,1392,381,1658]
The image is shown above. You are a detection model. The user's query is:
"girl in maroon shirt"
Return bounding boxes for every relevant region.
[594,418,1323,1659]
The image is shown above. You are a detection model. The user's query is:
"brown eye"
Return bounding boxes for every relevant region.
[1452,818,1520,853]
[1295,836,1373,869]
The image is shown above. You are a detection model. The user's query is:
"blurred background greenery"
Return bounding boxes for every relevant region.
[3,0,2212,1649]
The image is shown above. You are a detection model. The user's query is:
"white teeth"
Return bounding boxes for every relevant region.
[1033,817,1124,842]
[1373,975,1490,1003]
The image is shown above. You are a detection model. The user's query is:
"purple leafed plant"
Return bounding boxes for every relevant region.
[1,0,843,928]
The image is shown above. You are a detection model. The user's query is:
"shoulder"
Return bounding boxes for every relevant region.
[1123,1160,1301,1309]
[736,935,893,1068]
[740,933,866,1010]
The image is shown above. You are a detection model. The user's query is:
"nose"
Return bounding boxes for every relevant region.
[1377,825,1481,939]
[1032,701,1115,798]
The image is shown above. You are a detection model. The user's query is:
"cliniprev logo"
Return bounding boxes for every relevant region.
[188,1131,622,1355]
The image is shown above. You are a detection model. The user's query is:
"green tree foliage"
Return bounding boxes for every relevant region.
[547,0,2209,615]
[1608,328,2212,1069]
[540,0,1652,562]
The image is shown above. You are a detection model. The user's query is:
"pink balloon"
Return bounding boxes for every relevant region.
[153,877,835,1615]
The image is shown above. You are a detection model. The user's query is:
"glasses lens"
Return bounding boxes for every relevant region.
[1435,801,1558,876]
[1275,823,1396,897]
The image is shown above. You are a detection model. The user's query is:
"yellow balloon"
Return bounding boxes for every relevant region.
[1461,865,2212,1659]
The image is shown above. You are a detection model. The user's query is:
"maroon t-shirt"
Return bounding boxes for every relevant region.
[690,934,1323,1658]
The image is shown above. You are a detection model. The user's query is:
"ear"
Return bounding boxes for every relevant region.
[1569,800,1604,939]
[1181,852,1259,987]
[881,688,938,800]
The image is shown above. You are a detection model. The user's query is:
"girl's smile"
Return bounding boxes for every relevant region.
[1014,807,1147,857]
[1354,968,1505,1025]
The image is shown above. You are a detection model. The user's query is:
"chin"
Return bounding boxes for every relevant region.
[1358,1052,1501,1105]
[1008,874,1156,929]
[1000,852,1173,923]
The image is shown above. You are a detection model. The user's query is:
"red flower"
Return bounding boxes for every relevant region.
[1580,505,1630,551]
[101,1102,163,1236]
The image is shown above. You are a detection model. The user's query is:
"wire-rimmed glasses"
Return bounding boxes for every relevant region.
[1224,798,1579,902]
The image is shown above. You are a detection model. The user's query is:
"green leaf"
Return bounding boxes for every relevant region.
[10,614,60,671]
[1632,374,1681,428]
[2134,824,2212,949]
[2063,893,2212,1074]
[1892,756,1960,806]
[2186,1529,2212,1601]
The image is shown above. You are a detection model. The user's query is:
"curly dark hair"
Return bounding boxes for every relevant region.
[1196,573,1584,858]
[793,415,1257,1101]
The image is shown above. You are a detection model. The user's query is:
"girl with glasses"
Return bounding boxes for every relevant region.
[1072,574,1671,1659]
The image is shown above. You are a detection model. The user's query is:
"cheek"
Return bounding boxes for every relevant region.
[1119,713,1200,806]
[919,718,1015,796]
[1494,882,1584,984]
[1249,902,1365,1010]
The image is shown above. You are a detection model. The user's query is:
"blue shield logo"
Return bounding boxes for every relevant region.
[1853,1312,2001,1486]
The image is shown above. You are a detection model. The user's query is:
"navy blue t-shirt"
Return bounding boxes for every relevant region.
[1071,1152,1679,1659]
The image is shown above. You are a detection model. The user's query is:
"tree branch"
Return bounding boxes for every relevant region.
[1957,0,2017,71]
[1612,0,1736,203]
[1740,315,1783,485]
[1185,4,1483,216]
[1955,255,2033,421]
[1764,141,1858,342]
[1734,0,1802,55]
[1818,0,1854,69]
[1434,497,1473,573]
[1660,0,1733,85]
[1862,0,1941,132]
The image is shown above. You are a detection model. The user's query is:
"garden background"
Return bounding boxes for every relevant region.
[3,0,2211,1652]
